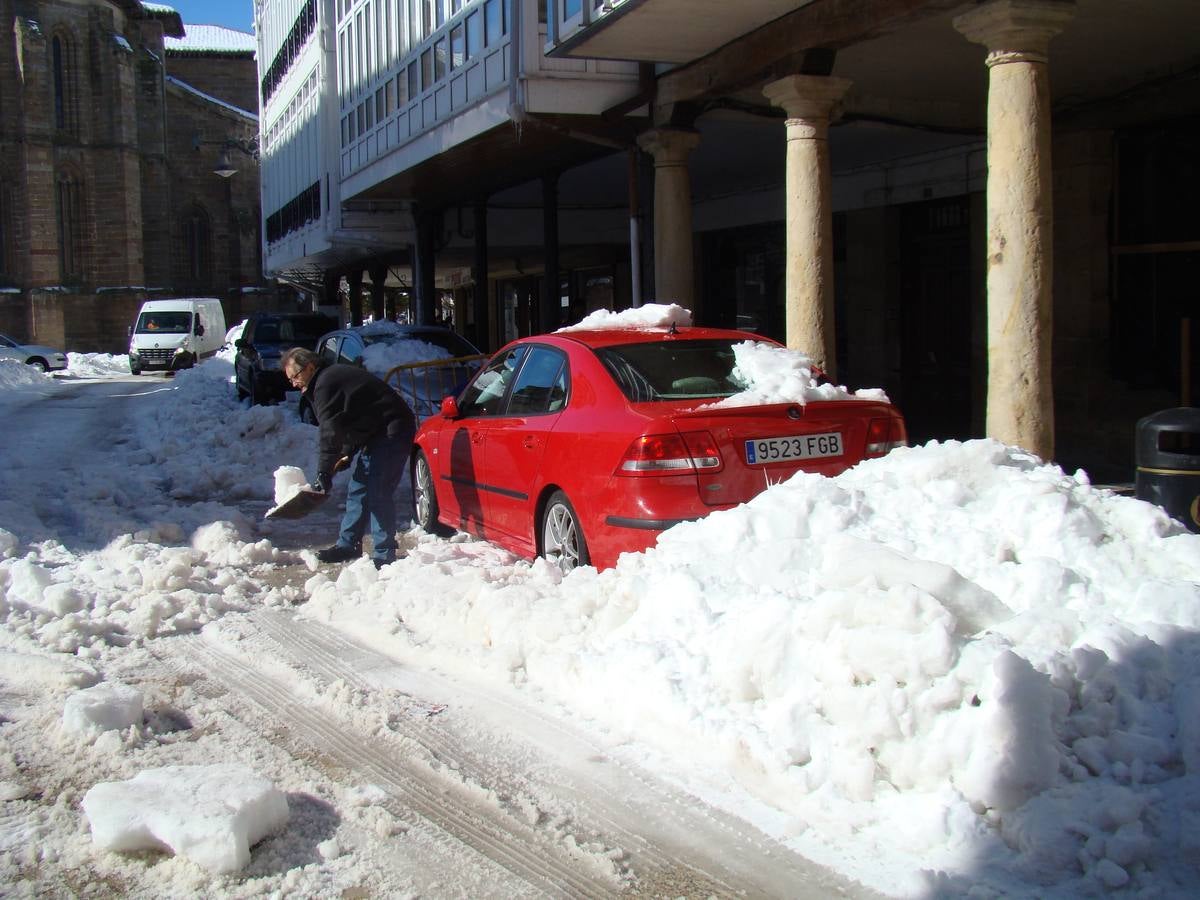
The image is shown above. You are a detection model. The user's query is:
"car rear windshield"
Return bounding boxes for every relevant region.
[596,339,749,402]
[254,316,333,344]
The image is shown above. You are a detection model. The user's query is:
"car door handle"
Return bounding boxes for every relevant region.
[522,436,537,450]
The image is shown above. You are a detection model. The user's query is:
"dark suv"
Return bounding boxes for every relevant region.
[234,312,337,405]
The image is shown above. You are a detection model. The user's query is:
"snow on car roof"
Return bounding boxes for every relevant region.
[555,302,693,333]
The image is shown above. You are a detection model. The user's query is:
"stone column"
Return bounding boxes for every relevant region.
[636,128,700,309]
[763,74,852,379]
[955,0,1074,460]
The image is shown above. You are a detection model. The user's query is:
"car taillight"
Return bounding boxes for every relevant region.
[618,431,724,475]
[865,417,907,456]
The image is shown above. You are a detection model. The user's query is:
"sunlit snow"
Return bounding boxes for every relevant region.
[0,317,1197,896]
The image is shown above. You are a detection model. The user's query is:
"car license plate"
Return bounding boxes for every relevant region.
[745,432,843,464]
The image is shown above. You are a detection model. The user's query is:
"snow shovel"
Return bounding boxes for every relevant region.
[264,456,351,520]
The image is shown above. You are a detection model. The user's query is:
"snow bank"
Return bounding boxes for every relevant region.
[305,439,1200,894]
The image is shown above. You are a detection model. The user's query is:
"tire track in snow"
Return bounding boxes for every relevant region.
[163,629,622,897]
[236,608,882,899]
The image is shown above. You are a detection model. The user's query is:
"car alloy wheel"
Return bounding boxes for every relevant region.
[541,490,589,575]
[412,451,451,536]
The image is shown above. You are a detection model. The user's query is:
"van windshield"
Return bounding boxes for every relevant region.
[136,311,192,334]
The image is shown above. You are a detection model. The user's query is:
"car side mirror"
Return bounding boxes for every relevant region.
[234,338,246,349]
[440,396,460,419]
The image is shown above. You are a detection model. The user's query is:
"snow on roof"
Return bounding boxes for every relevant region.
[556,302,693,332]
[165,75,257,122]
[166,23,256,57]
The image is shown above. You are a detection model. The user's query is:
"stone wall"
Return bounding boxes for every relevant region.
[167,54,258,114]
[0,1,276,353]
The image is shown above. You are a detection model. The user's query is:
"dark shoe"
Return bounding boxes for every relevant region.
[317,544,361,563]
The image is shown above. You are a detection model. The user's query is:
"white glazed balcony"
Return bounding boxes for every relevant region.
[337,0,640,192]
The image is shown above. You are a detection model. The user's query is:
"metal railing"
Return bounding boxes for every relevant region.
[385,353,489,420]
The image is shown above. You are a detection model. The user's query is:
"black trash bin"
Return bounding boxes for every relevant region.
[1135,408,1200,533]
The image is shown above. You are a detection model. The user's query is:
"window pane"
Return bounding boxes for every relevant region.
[420,49,432,89]
[450,24,464,68]
[434,38,446,80]
[484,0,500,45]
[466,11,482,56]
[563,0,581,20]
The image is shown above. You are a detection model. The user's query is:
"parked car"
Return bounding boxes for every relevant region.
[234,312,337,405]
[298,322,485,423]
[0,333,68,372]
[410,326,908,573]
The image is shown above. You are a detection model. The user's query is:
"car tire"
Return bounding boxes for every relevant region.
[27,358,47,373]
[541,490,590,575]
[412,451,452,536]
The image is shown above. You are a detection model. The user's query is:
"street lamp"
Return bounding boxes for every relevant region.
[192,135,260,178]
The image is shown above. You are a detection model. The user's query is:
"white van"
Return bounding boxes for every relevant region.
[128,298,226,374]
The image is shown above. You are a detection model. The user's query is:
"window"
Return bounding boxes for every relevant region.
[408,60,419,97]
[597,340,747,402]
[484,0,503,46]
[434,37,447,81]
[466,12,482,57]
[183,206,212,287]
[55,171,82,280]
[420,49,432,89]
[51,34,77,133]
[508,347,568,415]
[459,346,527,417]
[450,24,465,68]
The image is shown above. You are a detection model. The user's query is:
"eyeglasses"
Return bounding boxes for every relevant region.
[285,364,309,385]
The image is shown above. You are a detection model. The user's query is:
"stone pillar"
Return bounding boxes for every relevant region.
[636,128,700,309]
[955,0,1074,460]
[763,74,852,379]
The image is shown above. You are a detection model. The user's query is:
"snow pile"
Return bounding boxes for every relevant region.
[348,323,459,378]
[81,764,289,873]
[717,340,890,406]
[0,358,51,389]
[556,302,693,332]
[305,439,1200,895]
[66,353,131,378]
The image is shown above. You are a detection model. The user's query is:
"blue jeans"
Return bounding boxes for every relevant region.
[336,431,409,562]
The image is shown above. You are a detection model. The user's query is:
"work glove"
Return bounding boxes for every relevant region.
[312,471,333,494]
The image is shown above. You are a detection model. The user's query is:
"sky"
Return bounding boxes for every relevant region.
[162,0,255,33]
[1,308,1199,896]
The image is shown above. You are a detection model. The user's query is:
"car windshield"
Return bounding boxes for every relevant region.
[596,339,749,402]
[136,311,191,334]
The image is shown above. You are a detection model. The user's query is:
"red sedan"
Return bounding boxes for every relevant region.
[410,326,906,572]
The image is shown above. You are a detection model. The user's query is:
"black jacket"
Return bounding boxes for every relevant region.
[306,363,415,475]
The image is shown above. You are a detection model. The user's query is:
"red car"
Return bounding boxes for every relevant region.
[410,327,906,572]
